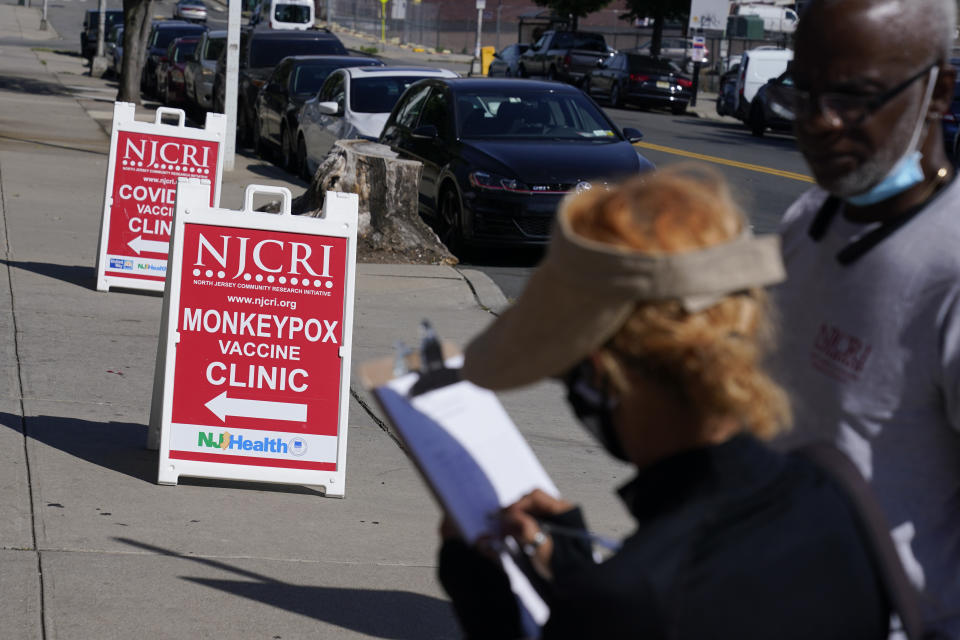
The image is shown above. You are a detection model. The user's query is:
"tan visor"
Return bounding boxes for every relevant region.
[461,199,786,390]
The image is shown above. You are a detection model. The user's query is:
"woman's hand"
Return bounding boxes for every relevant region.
[500,489,573,579]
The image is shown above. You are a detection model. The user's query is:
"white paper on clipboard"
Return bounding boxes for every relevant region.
[368,357,556,630]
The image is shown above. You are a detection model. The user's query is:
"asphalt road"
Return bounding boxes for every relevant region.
[38,6,811,300]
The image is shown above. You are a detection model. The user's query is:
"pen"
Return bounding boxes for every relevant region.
[539,522,622,553]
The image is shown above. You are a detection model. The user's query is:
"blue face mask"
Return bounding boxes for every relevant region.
[845,66,939,207]
[845,151,925,206]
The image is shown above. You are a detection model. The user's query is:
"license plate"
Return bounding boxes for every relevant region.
[656,81,670,89]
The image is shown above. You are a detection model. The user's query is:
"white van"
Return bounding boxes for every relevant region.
[734,47,793,120]
[734,4,799,33]
[250,0,314,30]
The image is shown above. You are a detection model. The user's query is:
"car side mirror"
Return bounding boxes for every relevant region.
[411,124,438,140]
[622,127,643,143]
[317,101,341,116]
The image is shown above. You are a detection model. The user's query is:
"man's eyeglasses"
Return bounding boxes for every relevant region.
[765,63,937,126]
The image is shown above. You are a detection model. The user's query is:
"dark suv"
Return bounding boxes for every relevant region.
[213,27,347,146]
[141,20,208,97]
[81,9,124,60]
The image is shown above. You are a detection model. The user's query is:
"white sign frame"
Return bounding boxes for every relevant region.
[95,102,226,293]
[148,179,359,498]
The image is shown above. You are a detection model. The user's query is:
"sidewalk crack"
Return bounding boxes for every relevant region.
[0,151,47,639]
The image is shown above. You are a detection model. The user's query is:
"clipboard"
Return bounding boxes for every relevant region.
[359,322,558,632]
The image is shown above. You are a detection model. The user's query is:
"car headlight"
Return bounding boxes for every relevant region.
[468,170,529,192]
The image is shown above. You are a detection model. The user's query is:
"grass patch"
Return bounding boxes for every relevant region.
[359,45,379,55]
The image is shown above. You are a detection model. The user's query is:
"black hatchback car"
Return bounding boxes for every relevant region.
[254,55,383,170]
[380,78,653,249]
[213,28,348,147]
[142,20,208,97]
[585,53,692,114]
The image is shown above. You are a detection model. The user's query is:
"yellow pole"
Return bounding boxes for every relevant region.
[380,0,388,42]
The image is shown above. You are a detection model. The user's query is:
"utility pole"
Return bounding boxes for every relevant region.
[474,0,485,59]
[224,0,241,170]
[40,0,48,29]
[495,0,501,51]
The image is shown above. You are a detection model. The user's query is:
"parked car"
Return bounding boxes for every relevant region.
[487,43,530,77]
[81,9,124,60]
[941,58,960,163]
[249,0,314,30]
[157,36,201,106]
[636,37,710,74]
[173,0,207,23]
[716,62,740,117]
[213,28,348,146]
[517,30,613,84]
[105,24,124,77]
[142,21,208,98]
[748,71,795,137]
[184,30,226,111]
[733,46,792,120]
[379,78,653,249]
[585,53,692,113]
[298,66,458,179]
[254,55,383,170]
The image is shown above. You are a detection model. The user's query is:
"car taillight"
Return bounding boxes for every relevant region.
[677,78,692,88]
[944,112,957,123]
[629,74,649,83]
[563,54,571,68]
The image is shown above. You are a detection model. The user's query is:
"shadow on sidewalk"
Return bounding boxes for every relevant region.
[0,412,155,483]
[0,74,69,96]
[0,259,96,289]
[116,537,459,639]
[0,134,108,156]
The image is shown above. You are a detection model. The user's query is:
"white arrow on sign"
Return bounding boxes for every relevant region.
[128,235,170,255]
[205,391,308,423]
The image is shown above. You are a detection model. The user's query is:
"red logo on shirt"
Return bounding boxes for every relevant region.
[809,323,873,382]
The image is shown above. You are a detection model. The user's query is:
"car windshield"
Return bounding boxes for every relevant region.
[292,61,369,94]
[153,28,204,50]
[250,39,347,68]
[274,4,311,23]
[627,56,683,75]
[351,76,437,113]
[173,41,198,62]
[204,37,225,60]
[457,90,620,141]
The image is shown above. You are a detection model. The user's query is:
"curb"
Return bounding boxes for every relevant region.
[456,268,508,316]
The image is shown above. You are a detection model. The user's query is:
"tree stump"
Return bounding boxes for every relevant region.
[293,140,457,265]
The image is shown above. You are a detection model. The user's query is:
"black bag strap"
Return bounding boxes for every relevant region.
[798,443,925,640]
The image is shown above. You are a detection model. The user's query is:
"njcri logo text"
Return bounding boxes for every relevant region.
[197,431,294,454]
[123,137,211,169]
[194,232,334,281]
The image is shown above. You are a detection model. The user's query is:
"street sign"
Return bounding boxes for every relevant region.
[96,103,225,292]
[149,180,359,497]
[691,35,706,63]
[476,0,485,8]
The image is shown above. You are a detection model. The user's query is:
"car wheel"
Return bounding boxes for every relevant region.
[281,127,294,172]
[437,186,464,253]
[610,83,623,108]
[749,104,766,137]
[297,135,311,181]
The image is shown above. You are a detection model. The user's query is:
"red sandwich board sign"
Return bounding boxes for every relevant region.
[148,179,359,497]
[96,103,225,292]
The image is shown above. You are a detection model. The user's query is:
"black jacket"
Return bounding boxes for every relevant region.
[439,435,889,639]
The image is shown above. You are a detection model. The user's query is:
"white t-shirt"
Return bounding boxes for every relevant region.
[774,181,960,636]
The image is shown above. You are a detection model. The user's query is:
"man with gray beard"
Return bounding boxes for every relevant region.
[770,0,960,636]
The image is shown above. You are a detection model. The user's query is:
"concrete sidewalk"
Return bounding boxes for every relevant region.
[0,4,632,639]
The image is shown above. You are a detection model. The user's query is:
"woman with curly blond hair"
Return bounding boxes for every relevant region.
[437,166,890,639]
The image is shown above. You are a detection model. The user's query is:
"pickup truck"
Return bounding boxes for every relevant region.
[516,30,613,85]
